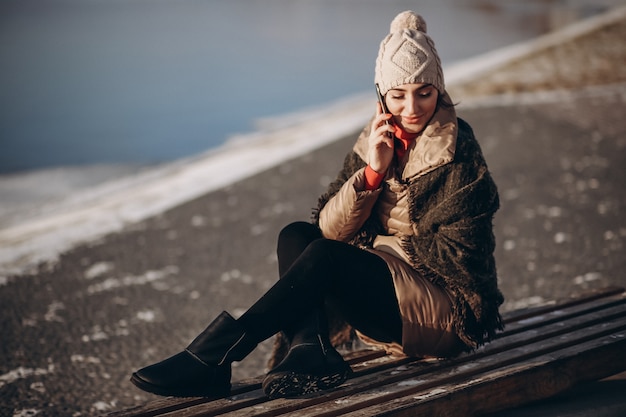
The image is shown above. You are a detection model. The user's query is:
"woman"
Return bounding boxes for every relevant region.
[131,10,504,400]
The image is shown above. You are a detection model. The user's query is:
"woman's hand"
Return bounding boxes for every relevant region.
[367,102,395,174]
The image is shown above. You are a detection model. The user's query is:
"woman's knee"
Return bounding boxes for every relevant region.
[299,239,362,274]
[278,221,321,246]
[277,222,324,277]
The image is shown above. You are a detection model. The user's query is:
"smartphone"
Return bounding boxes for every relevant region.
[375,83,392,137]
[375,83,390,118]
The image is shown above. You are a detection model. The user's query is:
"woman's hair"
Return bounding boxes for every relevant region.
[437,92,457,110]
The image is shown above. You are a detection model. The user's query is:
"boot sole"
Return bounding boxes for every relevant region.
[130,372,230,398]
[262,369,350,399]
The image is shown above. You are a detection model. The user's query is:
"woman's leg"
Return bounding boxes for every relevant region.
[132,222,402,398]
[244,222,402,397]
[273,222,405,344]
[238,229,403,346]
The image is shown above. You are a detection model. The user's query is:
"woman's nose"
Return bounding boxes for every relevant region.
[405,97,417,115]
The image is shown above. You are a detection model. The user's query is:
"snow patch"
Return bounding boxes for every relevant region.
[13,410,41,417]
[0,365,55,389]
[86,266,178,294]
[84,262,115,280]
[44,301,65,323]
[71,354,101,364]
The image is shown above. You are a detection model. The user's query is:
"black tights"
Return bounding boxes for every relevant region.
[238,222,403,344]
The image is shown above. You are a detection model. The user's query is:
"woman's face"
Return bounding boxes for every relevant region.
[385,83,439,135]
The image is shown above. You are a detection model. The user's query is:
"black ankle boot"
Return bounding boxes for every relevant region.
[131,311,257,398]
[262,312,352,398]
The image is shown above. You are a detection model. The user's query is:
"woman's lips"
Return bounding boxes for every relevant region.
[402,116,422,124]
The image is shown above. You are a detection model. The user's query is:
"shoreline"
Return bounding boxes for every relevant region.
[1,4,625,278]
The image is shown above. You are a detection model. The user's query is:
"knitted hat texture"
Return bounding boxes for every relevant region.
[375,11,444,95]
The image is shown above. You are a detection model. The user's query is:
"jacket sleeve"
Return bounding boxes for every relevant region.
[318,168,382,241]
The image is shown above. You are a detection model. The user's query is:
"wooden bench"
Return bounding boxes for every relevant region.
[110,286,626,416]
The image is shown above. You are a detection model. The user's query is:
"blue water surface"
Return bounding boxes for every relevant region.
[0,0,608,173]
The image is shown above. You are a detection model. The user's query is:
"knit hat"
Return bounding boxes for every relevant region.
[375,11,445,95]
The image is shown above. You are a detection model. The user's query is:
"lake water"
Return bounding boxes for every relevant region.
[0,0,613,174]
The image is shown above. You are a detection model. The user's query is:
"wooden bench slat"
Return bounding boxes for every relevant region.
[143,294,626,416]
[499,288,626,335]
[228,318,626,417]
[499,285,625,324]
[109,289,626,417]
[108,346,401,417]
[338,331,626,417]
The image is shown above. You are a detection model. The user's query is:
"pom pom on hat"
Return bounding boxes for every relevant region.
[375,11,444,95]
[390,10,427,33]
